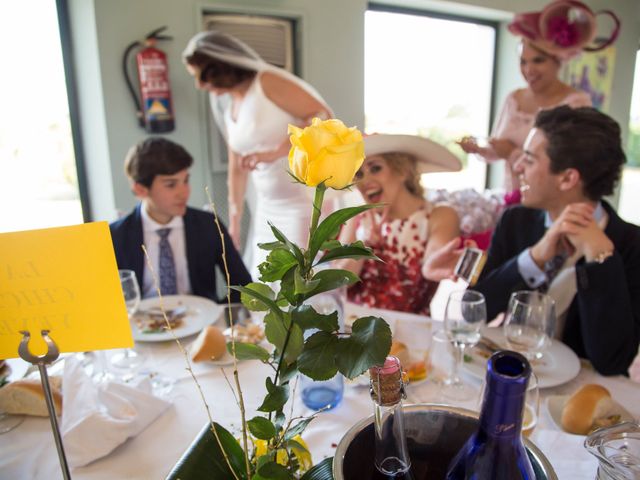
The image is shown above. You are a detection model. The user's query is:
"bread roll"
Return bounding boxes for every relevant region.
[190,326,227,362]
[561,384,616,435]
[0,377,63,417]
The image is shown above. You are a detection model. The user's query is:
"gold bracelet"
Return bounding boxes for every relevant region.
[594,250,614,264]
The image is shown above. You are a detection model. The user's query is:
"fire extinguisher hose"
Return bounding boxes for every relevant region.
[122,40,144,127]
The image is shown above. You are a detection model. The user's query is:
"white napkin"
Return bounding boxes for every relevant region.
[530,429,598,480]
[61,357,171,468]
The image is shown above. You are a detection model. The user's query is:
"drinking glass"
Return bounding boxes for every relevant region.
[443,290,486,401]
[110,270,143,371]
[503,291,556,360]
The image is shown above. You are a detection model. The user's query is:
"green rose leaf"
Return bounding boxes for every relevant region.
[264,312,304,365]
[258,241,284,251]
[258,461,293,480]
[234,283,278,313]
[316,241,379,265]
[274,411,287,431]
[284,417,314,441]
[297,331,339,380]
[294,267,322,295]
[227,342,271,362]
[258,377,289,412]
[278,361,299,386]
[259,248,298,283]
[268,221,304,265]
[247,416,277,440]
[304,269,360,299]
[291,304,339,333]
[336,316,392,379]
[299,457,333,480]
[308,204,382,261]
[319,239,342,251]
[277,267,297,305]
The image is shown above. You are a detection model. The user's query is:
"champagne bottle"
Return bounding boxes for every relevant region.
[446,350,535,480]
[370,356,415,480]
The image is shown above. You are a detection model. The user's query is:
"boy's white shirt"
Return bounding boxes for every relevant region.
[139,204,192,298]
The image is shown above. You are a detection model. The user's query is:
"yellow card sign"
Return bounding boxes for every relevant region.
[0,222,133,358]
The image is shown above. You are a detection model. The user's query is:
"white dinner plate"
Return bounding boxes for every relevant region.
[546,394,635,435]
[462,326,581,388]
[132,295,222,343]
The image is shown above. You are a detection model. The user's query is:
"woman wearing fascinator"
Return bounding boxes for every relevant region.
[182,31,332,278]
[458,0,620,200]
[335,134,462,315]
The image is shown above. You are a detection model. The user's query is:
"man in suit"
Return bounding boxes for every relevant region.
[110,137,251,302]
[474,106,640,376]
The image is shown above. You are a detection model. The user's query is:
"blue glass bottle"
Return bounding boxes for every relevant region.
[446,350,535,480]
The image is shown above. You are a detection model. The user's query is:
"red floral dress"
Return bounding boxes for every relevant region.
[347,208,438,315]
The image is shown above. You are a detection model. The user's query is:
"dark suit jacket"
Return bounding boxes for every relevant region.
[474,201,640,376]
[109,205,251,303]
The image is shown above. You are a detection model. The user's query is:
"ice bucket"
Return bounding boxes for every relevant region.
[333,404,557,479]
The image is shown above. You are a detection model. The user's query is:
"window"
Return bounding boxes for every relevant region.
[618,50,640,225]
[0,0,84,233]
[365,7,497,192]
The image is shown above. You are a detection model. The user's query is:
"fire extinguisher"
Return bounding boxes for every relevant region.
[123,26,175,133]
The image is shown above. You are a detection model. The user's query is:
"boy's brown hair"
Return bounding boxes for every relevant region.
[125,137,193,188]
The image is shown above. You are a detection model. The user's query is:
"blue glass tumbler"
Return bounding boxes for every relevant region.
[300,372,344,411]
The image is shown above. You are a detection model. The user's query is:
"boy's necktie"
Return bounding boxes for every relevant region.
[157,228,178,295]
[540,252,568,293]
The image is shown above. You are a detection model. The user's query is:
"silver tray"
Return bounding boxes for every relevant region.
[333,403,557,479]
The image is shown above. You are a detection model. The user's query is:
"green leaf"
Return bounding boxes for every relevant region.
[336,316,392,379]
[300,457,333,480]
[258,377,289,412]
[264,312,304,365]
[284,417,314,441]
[316,242,379,265]
[304,269,360,299]
[278,361,299,385]
[227,342,271,361]
[258,241,284,251]
[274,411,287,431]
[269,222,305,265]
[294,266,322,294]
[258,461,293,480]
[308,204,382,262]
[165,423,247,480]
[277,266,297,305]
[291,304,339,333]
[259,249,298,282]
[297,331,339,380]
[320,239,342,251]
[247,416,277,440]
[234,284,281,315]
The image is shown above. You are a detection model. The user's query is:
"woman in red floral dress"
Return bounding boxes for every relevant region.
[337,134,462,315]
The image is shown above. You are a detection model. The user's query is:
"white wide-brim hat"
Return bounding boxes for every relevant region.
[364,134,462,174]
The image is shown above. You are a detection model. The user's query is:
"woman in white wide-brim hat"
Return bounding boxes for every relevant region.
[182,31,332,278]
[336,134,462,315]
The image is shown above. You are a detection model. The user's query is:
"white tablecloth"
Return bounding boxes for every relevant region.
[1,306,639,480]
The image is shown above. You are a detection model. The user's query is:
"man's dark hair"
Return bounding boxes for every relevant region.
[534,106,626,201]
[125,137,193,187]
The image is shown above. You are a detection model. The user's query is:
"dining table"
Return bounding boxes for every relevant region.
[1,300,638,480]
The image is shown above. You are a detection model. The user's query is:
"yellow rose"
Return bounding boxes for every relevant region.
[288,118,365,189]
[252,434,312,470]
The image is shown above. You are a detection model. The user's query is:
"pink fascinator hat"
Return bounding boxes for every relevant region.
[508,0,620,61]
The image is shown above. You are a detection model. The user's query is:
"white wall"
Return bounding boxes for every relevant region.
[68,0,639,221]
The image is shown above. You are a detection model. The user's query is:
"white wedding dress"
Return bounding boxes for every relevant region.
[219,68,326,278]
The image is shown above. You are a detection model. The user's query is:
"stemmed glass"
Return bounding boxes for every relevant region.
[503,291,556,360]
[442,290,486,401]
[110,270,143,371]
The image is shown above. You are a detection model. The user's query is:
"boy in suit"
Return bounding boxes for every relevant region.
[110,137,251,302]
[474,106,640,376]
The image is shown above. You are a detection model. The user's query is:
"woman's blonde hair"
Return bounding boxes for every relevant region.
[381,152,424,198]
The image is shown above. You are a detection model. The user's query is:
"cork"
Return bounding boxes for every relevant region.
[370,356,403,406]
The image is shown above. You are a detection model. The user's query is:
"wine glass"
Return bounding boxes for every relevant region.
[109,270,143,371]
[503,291,556,360]
[442,289,486,401]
